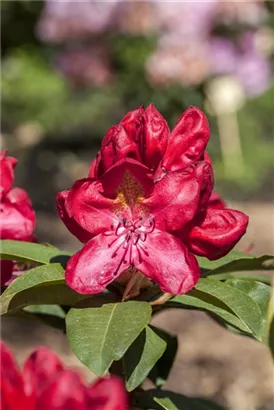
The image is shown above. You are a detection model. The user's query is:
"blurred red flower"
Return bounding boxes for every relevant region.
[0,150,36,286]
[0,342,128,410]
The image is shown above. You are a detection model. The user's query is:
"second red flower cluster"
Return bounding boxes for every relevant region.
[1,342,128,410]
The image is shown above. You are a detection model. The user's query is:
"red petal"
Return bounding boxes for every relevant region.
[203,151,213,166]
[88,376,128,410]
[37,370,87,410]
[145,161,213,232]
[88,152,102,178]
[66,178,116,237]
[65,233,131,294]
[141,104,169,170]
[187,208,249,260]
[6,188,36,233]
[135,229,200,295]
[120,105,144,143]
[162,107,210,172]
[0,150,17,199]
[100,125,141,173]
[56,190,93,243]
[23,347,64,398]
[101,158,154,200]
[0,342,31,410]
[0,199,35,241]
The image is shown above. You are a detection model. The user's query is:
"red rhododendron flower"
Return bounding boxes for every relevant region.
[0,342,128,410]
[57,105,248,296]
[59,158,209,295]
[0,150,36,285]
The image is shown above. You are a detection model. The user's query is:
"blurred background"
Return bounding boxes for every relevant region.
[1,1,274,409]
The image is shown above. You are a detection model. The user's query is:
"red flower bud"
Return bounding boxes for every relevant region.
[141,103,169,170]
[120,106,144,143]
[100,125,141,175]
[162,106,210,172]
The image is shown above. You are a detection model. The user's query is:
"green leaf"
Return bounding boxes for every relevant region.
[24,304,66,318]
[266,283,274,357]
[198,251,274,277]
[153,395,225,410]
[195,278,262,337]
[23,305,66,331]
[170,290,252,335]
[226,279,271,341]
[124,326,166,391]
[0,264,85,314]
[154,397,179,410]
[66,301,152,375]
[269,316,274,359]
[148,327,178,387]
[135,390,225,410]
[0,240,71,265]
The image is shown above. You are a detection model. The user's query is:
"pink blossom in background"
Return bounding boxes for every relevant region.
[36,0,272,96]
[236,52,271,96]
[37,0,121,43]
[56,45,113,88]
[215,0,266,25]
[210,32,271,96]
[153,0,217,39]
[146,39,210,87]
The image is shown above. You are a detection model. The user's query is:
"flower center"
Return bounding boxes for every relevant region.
[105,215,155,275]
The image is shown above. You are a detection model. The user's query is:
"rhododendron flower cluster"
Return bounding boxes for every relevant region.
[57,105,248,297]
[37,0,271,96]
[0,342,128,410]
[0,150,36,285]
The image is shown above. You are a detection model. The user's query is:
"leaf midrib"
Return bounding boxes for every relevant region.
[98,304,118,372]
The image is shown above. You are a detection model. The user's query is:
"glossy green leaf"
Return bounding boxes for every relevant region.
[66,301,152,375]
[124,326,166,391]
[170,290,251,334]
[195,279,261,337]
[148,327,178,387]
[0,264,85,314]
[195,278,262,337]
[226,279,271,341]
[198,251,274,277]
[0,240,71,265]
